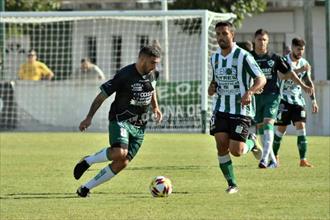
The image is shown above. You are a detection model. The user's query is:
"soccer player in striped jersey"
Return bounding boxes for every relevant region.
[208,22,266,194]
[251,29,313,168]
[273,38,318,167]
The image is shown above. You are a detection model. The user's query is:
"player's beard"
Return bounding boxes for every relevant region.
[219,41,230,50]
[292,52,301,60]
[142,63,151,75]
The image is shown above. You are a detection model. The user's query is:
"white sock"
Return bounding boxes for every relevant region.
[296,128,306,136]
[85,147,110,165]
[258,134,264,146]
[275,129,285,138]
[218,154,231,163]
[261,129,274,163]
[84,165,116,190]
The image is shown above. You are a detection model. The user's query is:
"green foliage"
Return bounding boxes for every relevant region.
[5,0,61,11]
[1,133,329,220]
[169,0,267,27]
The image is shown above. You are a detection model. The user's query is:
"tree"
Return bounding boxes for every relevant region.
[5,0,61,11]
[169,0,267,27]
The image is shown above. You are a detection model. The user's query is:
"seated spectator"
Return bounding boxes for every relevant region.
[18,49,54,80]
[73,58,105,81]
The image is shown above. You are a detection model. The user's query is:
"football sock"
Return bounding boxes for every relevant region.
[297,129,307,160]
[258,126,264,141]
[84,164,116,190]
[85,147,111,165]
[218,154,237,187]
[273,129,285,156]
[243,138,255,154]
[261,124,275,163]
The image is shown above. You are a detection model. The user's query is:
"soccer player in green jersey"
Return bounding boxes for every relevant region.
[273,38,318,167]
[251,29,313,168]
[208,22,266,194]
[73,46,162,197]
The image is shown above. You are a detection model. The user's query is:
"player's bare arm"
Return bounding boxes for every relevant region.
[279,70,313,96]
[41,71,54,80]
[47,71,54,80]
[79,92,108,131]
[151,91,162,122]
[208,81,217,96]
[241,75,266,106]
[303,74,319,113]
[294,63,311,74]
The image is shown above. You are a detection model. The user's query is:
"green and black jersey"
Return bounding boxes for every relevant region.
[251,51,283,94]
[101,64,157,125]
[210,44,264,118]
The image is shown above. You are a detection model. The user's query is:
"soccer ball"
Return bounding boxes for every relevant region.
[149,176,173,197]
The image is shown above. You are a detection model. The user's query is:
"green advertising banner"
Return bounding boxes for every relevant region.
[147,80,203,130]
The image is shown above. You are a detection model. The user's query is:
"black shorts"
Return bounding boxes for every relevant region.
[210,111,251,142]
[275,100,307,126]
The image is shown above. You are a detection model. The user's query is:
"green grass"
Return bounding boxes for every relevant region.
[0,133,329,220]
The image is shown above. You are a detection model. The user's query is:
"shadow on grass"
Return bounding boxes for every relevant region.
[88,165,215,172]
[0,191,189,200]
[0,192,106,200]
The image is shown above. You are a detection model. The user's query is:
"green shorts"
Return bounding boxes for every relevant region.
[108,120,146,161]
[255,94,281,124]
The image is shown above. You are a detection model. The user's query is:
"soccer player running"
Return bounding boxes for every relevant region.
[251,29,313,168]
[273,38,318,167]
[208,21,266,194]
[73,46,162,197]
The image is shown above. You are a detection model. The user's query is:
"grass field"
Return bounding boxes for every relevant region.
[0,133,329,220]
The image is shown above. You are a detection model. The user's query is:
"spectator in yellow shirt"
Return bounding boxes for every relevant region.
[18,49,54,80]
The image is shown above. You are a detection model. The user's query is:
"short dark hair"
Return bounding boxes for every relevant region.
[254,29,269,38]
[27,49,37,56]
[291,38,305,47]
[81,58,91,63]
[215,21,235,31]
[240,40,253,51]
[138,45,161,58]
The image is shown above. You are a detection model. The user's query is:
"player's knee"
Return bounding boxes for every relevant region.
[229,148,243,157]
[231,151,243,157]
[110,148,128,160]
[229,142,244,157]
[118,159,129,170]
[121,159,129,168]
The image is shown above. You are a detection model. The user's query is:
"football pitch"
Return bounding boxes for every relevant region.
[0,132,329,220]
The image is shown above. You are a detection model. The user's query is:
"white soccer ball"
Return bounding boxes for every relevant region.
[149,176,173,197]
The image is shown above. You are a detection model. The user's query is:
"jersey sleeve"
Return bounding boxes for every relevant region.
[100,72,124,97]
[243,54,263,79]
[302,60,311,79]
[40,63,52,77]
[274,55,291,74]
